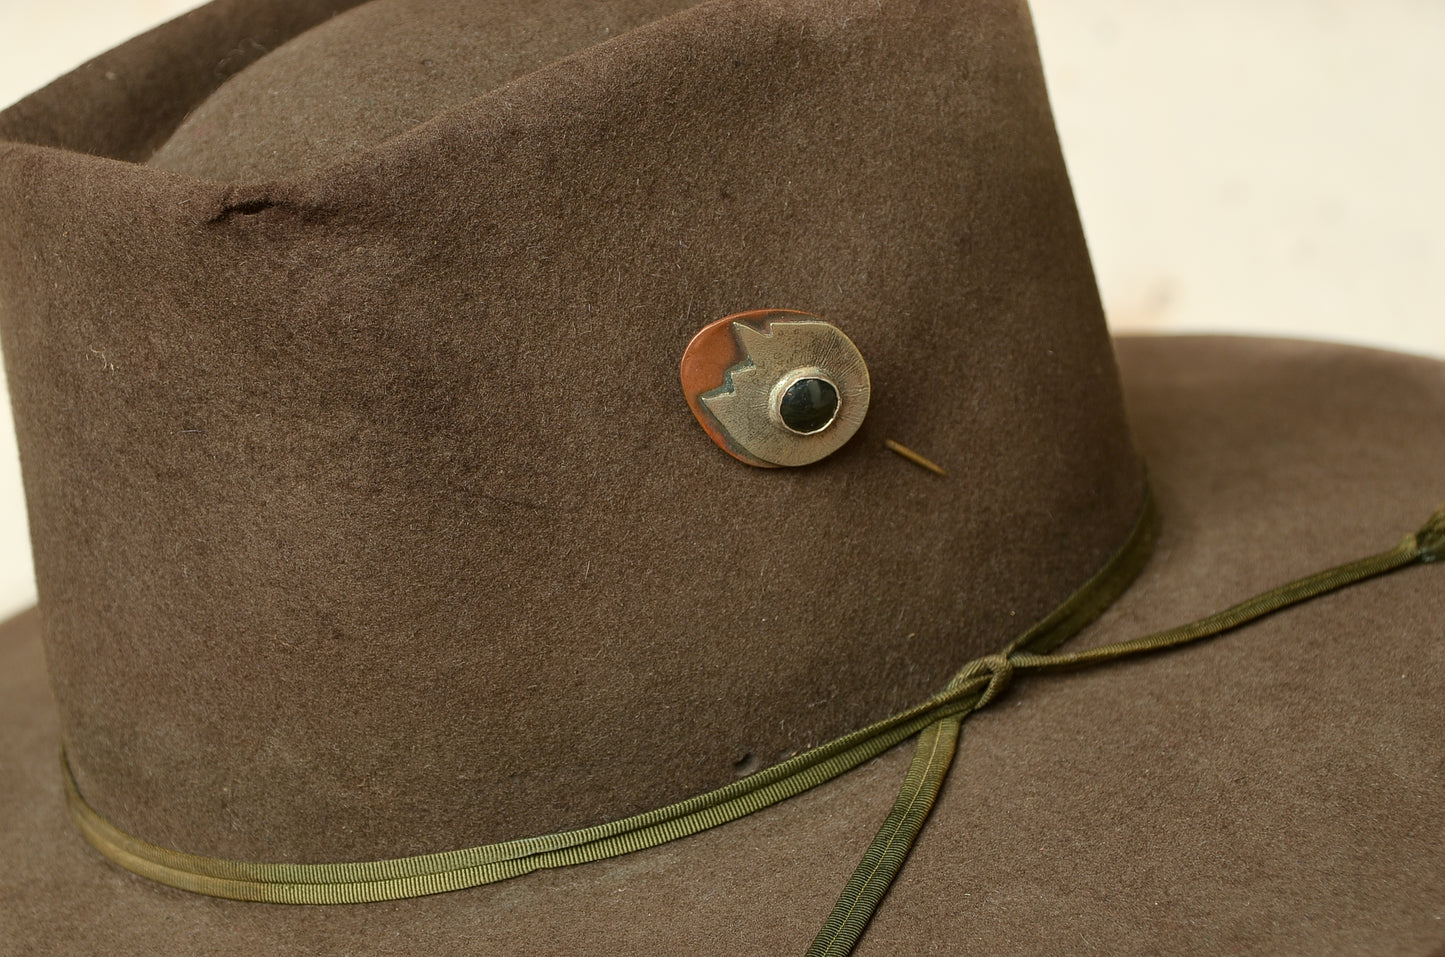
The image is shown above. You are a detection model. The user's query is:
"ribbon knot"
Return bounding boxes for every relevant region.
[1415,506,1445,563]
[949,653,1016,710]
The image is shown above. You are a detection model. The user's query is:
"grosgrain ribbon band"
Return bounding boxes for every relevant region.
[63,491,1159,903]
[60,496,1445,956]
[806,503,1445,956]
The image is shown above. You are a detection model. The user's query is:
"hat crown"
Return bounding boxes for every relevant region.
[148,0,707,182]
[0,0,1144,863]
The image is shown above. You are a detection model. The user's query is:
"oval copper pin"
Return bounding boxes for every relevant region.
[680,310,870,468]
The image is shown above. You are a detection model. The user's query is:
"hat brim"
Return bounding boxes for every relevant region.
[3,334,1442,955]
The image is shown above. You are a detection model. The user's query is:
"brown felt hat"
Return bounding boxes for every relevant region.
[1,1,1443,954]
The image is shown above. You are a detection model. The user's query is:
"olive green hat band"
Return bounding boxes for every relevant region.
[62,494,1445,957]
[808,503,1444,956]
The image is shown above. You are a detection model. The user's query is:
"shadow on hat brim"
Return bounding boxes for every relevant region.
[2,334,1442,955]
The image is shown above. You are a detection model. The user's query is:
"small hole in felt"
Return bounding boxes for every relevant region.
[209,195,281,223]
[227,198,276,216]
[733,751,761,778]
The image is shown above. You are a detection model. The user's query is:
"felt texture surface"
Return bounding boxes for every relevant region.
[0,0,1144,863]
[2,336,1442,954]
[149,0,711,181]
[0,0,362,162]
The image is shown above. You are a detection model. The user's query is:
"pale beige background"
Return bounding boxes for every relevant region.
[0,0,1442,617]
